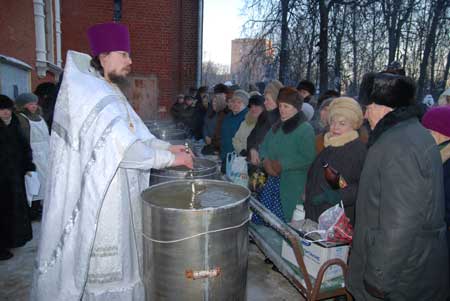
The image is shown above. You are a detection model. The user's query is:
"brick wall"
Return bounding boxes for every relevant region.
[61,0,199,119]
[0,0,53,89]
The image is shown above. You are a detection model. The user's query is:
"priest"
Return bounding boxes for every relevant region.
[31,22,193,301]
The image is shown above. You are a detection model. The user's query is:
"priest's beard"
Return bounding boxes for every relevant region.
[108,72,130,90]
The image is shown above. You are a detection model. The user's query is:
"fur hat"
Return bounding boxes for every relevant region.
[213,83,228,94]
[328,97,363,129]
[277,87,303,110]
[0,94,14,110]
[264,80,283,100]
[15,93,38,109]
[248,94,264,108]
[232,89,250,106]
[422,106,450,137]
[87,23,130,56]
[365,73,416,108]
[296,80,315,95]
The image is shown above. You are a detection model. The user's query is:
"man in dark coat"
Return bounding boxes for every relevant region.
[347,74,449,300]
[0,95,35,260]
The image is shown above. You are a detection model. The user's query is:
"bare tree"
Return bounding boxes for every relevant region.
[380,0,416,65]
[416,0,450,100]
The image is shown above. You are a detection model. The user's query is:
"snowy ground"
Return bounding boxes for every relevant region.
[0,221,303,301]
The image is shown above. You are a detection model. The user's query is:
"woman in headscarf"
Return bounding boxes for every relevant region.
[0,95,35,260]
[15,93,50,218]
[247,80,283,166]
[254,87,316,222]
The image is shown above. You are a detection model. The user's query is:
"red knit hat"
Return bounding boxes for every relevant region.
[87,23,130,56]
[422,106,450,137]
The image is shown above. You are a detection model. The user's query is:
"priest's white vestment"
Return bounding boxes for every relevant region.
[31,50,174,301]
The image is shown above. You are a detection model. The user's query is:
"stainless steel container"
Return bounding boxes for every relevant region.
[153,128,188,140]
[141,180,251,301]
[150,158,220,185]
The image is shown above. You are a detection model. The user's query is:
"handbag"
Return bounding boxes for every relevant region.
[251,175,286,224]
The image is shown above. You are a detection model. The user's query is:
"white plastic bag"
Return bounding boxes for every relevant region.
[25,172,40,207]
[226,152,248,187]
[304,203,353,243]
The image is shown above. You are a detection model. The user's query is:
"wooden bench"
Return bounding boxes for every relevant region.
[248,197,353,301]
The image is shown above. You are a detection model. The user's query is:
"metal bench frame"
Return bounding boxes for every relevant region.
[249,197,353,301]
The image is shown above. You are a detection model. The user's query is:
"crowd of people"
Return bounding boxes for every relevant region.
[1,20,449,300]
[171,67,450,299]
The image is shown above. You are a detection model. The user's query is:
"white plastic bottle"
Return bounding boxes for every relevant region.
[291,204,305,222]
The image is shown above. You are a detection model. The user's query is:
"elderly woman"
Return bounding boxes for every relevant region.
[15,93,50,218]
[232,94,265,155]
[247,80,283,166]
[255,87,316,222]
[202,91,228,155]
[304,97,367,225]
[0,95,35,260]
[220,89,249,171]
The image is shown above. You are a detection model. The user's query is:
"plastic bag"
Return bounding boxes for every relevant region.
[226,152,248,187]
[318,203,353,243]
[304,203,353,243]
[25,171,40,207]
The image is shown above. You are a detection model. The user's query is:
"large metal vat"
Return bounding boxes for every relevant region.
[150,157,220,185]
[141,180,251,300]
[153,128,188,140]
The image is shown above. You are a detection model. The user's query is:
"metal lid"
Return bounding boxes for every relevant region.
[141,179,250,210]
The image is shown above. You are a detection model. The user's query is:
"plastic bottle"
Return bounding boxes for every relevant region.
[291,204,305,222]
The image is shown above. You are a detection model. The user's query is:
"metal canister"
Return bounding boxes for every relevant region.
[141,180,251,300]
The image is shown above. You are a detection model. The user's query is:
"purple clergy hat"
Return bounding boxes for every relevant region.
[87,22,130,57]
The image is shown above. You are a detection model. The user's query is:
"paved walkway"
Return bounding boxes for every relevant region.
[0,222,303,301]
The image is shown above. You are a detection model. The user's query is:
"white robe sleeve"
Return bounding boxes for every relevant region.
[120,140,175,170]
[147,135,171,150]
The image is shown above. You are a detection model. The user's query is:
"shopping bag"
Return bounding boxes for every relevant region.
[304,203,353,243]
[226,152,248,187]
[318,203,353,243]
[251,176,286,224]
[25,172,40,207]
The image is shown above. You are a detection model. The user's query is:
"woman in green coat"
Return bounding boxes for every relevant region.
[259,87,316,221]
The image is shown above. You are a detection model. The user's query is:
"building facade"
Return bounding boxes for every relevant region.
[1,0,201,120]
[230,38,274,89]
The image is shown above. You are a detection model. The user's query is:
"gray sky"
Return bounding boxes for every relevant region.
[203,0,245,67]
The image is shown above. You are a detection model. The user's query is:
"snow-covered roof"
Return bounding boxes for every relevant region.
[0,54,32,71]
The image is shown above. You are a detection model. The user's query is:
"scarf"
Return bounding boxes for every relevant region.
[245,111,258,126]
[323,130,359,147]
[17,108,42,121]
[272,112,307,134]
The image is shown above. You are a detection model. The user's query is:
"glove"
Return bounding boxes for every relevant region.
[263,159,278,177]
[271,160,282,175]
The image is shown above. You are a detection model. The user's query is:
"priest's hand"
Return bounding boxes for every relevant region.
[169,144,194,156]
[172,152,194,169]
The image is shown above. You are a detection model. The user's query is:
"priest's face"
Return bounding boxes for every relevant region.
[100,51,132,84]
